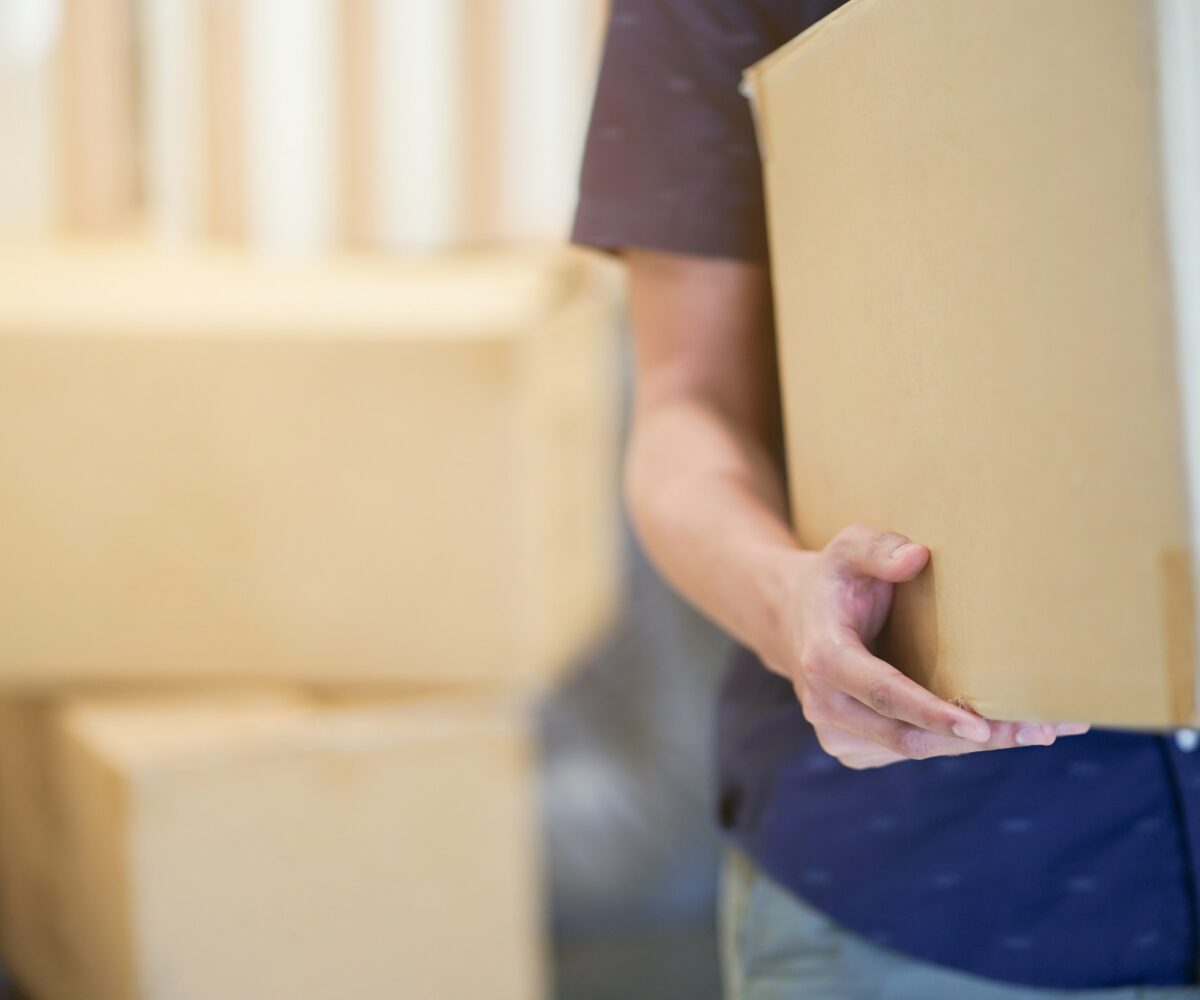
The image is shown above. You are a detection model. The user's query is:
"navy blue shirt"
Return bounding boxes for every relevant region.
[572,0,1200,990]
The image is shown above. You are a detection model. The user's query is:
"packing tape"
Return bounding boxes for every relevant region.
[1161,546,1197,725]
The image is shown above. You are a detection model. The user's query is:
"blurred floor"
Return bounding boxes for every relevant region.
[554,923,722,1000]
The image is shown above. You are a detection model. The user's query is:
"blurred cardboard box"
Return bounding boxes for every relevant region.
[745,0,1200,727]
[0,691,544,1000]
[0,243,621,688]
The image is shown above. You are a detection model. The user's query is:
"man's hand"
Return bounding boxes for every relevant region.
[772,523,1089,769]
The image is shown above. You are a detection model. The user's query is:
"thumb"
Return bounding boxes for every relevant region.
[829,524,930,583]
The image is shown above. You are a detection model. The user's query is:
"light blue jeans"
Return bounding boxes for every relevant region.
[719,851,1200,1000]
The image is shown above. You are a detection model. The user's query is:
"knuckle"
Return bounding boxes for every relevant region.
[873,532,908,560]
[813,722,853,757]
[815,730,839,757]
[897,728,930,760]
[800,696,827,727]
[828,524,867,560]
[841,523,873,543]
[840,752,890,771]
[799,646,829,682]
[801,688,843,729]
[868,680,896,716]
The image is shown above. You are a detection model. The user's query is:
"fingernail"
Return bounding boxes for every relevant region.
[890,542,915,560]
[1016,725,1049,746]
[1055,722,1091,736]
[953,719,990,742]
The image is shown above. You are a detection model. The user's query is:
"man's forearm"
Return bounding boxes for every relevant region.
[625,394,810,674]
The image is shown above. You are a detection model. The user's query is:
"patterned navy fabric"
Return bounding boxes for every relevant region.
[572,0,1200,990]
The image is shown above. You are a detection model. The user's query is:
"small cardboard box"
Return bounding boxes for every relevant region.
[0,243,621,688]
[0,691,544,1000]
[745,0,1200,727]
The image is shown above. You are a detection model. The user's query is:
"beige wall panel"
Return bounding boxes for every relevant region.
[337,0,377,246]
[0,18,57,236]
[56,0,137,231]
[140,0,207,242]
[204,0,246,241]
[241,0,338,255]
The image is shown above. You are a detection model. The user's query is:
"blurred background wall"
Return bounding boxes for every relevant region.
[0,2,729,998]
[0,0,608,252]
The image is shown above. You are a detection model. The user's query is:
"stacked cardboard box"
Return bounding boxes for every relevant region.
[0,692,544,1000]
[0,241,623,998]
[0,242,621,688]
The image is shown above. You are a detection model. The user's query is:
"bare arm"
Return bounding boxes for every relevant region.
[623,249,1086,767]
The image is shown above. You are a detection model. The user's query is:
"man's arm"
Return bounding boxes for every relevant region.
[623,249,1087,768]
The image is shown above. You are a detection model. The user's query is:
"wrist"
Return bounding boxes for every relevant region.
[747,543,818,677]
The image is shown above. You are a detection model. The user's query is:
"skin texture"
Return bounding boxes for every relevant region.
[623,249,1088,769]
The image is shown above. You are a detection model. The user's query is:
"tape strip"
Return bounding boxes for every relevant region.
[1161,547,1196,725]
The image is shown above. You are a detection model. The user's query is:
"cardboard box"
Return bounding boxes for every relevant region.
[745,0,1200,727]
[0,244,621,688]
[0,691,545,1000]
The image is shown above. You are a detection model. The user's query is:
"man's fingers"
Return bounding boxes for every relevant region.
[828,524,930,584]
[815,638,991,742]
[817,693,1000,761]
[811,722,907,769]
[816,692,944,760]
[985,720,1057,748]
[813,696,1090,766]
[1054,722,1091,736]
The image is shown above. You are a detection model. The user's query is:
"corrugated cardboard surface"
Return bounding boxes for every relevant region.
[0,244,622,688]
[0,692,544,1000]
[747,0,1194,727]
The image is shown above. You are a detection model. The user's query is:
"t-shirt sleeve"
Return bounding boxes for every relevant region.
[570,0,781,261]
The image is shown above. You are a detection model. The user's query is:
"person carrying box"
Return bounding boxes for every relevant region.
[571,1,1200,996]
